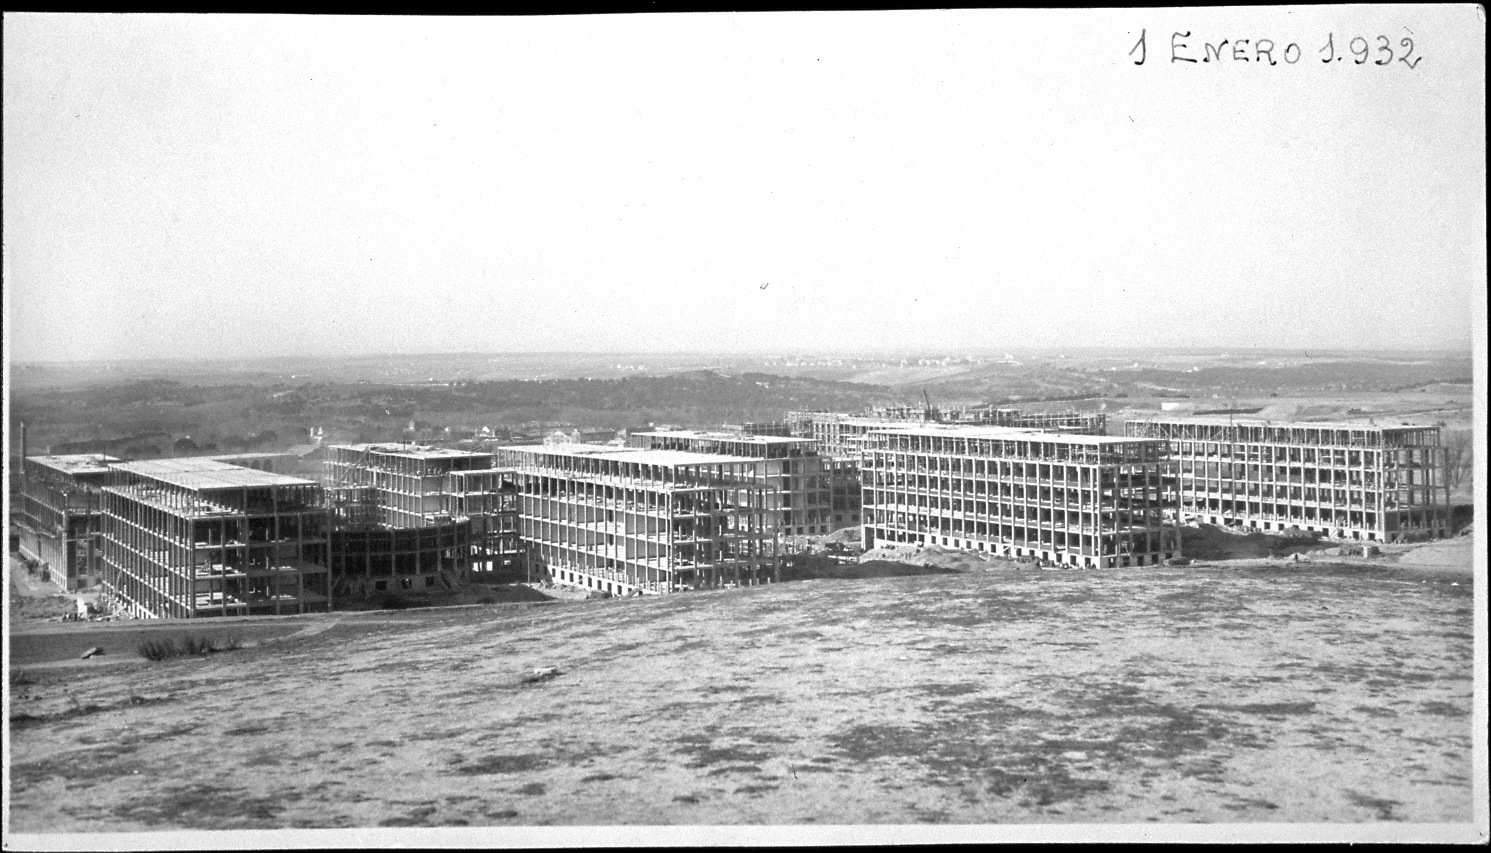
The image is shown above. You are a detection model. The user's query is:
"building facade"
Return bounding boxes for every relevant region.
[322,444,523,595]
[788,408,1108,460]
[861,424,1178,568]
[1124,419,1450,542]
[720,421,794,437]
[499,444,777,595]
[99,458,332,618]
[16,454,120,590]
[627,430,852,535]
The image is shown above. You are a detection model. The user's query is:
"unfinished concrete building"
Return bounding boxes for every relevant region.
[16,454,121,590]
[862,424,1179,568]
[98,458,332,618]
[627,430,852,534]
[197,452,296,474]
[720,421,794,437]
[322,444,522,596]
[788,408,1108,461]
[499,444,776,595]
[1124,418,1451,542]
[785,408,1106,537]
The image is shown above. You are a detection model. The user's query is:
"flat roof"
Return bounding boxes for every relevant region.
[1134,417,1437,432]
[635,430,813,445]
[865,424,1156,445]
[502,443,755,466]
[111,458,318,490]
[329,443,495,460]
[26,454,122,477]
[446,466,517,477]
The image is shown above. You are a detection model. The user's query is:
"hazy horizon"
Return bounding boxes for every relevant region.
[7,343,1478,369]
[4,10,1486,363]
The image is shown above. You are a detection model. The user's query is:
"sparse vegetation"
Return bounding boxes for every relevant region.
[137,634,243,661]
[10,557,1473,829]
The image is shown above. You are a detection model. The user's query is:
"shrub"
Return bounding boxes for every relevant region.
[178,635,214,656]
[136,634,240,661]
[138,639,176,661]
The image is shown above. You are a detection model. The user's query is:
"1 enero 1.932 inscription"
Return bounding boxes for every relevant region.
[1129,29,1422,68]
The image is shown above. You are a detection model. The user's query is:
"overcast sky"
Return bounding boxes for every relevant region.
[3,8,1484,362]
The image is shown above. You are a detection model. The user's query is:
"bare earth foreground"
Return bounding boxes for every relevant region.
[8,558,1476,831]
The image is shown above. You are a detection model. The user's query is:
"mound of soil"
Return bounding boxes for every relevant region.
[857,543,1018,573]
[784,558,963,581]
[1181,524,1332,562]
[9,594,79,622]
[822,527,863,546]
[1393,537,1473,572]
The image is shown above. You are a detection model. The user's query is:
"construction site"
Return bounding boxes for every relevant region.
[14,453,119,591]
[11,399,1467,621]
[499,444,779,595]
[861,424,1179,569]
[97,458,333,619]
[1125,419,1451,543]
[787,404,1109,461]
[627,430,843,536]
[323,443,524,598]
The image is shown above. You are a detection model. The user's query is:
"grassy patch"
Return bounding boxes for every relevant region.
[916,682,984,698]
[378,804,438,827]
[224,723,271,736]
[10,691,174,729]
[111,783,287,829]
[675,737,770,769]
[734,783,778,795]
[706,764,762,777]
[12,742,145,787]
[451,753,548,775]
[1196,701,1316,717]
[1345,789,1404,821]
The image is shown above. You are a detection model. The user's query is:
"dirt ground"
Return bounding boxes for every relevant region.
[9,555,80,622]
[7,555,1475,832]
[857,542,1017,572]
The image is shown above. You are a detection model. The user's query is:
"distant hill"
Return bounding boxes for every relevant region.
[9,353,1475,455]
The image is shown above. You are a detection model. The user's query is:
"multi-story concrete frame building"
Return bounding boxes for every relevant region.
[788,409,1108,460]
[1124,419,1450,542]
[862,425,1178,568]
[99,458,332,618]
[499,444,776,595]
[16,454,120,590]
[786,409,1107,535]
[721,421,794,437]
[322,444,522,594]
[628,430,849,535]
